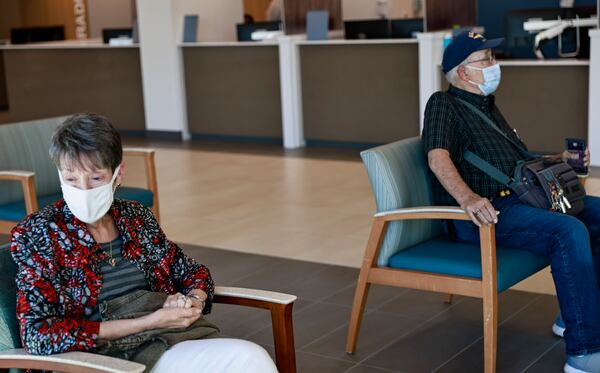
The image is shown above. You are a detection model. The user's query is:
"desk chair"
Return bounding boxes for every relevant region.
[0,244,297,373]
[345,137,549,373]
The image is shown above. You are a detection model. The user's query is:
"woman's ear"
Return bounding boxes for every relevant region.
[115,162,125,187]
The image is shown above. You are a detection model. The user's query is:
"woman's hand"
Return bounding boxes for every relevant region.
[145,307,202,329]
[163,292,192,309]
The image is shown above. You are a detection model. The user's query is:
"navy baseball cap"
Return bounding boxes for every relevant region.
[442,32,504,73]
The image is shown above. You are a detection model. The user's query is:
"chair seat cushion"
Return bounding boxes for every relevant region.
[0,187,154,223]
[388,236,549,292]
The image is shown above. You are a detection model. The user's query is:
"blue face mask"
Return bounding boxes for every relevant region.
[466,63,501,96]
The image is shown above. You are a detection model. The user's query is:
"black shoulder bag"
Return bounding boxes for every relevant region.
[453,96,585,215]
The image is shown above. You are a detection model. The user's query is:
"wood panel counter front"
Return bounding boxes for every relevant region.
[0,42,145,131]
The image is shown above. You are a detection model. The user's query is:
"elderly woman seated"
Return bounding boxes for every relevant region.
[9,114,277,373]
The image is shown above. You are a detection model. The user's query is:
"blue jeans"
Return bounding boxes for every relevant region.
[450,194,600,356]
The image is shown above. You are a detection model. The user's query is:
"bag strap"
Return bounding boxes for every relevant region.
[463,150,513,187]
[453,96,532,159]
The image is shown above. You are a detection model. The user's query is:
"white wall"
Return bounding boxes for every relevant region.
[87,0,133,39]
[342,0,420,20]
[172,0,243,43]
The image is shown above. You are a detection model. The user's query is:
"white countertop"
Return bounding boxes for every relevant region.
[0,38,138,50]
[498,59,589,66]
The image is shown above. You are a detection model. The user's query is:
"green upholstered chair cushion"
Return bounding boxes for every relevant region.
[0,187,154,223]
[0,243,20,351]
[388,237,549,292]
[0,116,67,206]
[360,137,442,267]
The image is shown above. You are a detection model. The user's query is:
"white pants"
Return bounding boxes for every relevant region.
[150,338,278,373]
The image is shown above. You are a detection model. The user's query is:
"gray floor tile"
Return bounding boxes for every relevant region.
[278,265,360,302]
[322,284,409,311]
[433,330,557,372]
[209,299,314,339]
[361,312,483,372]
[499,294,559,338]
[180,244,282,285]
[248,301,353,349]
[523,341,565,373]
[302,310,423,363]
[345,365,400,373]
[231,258,330,293]
[295,351,356,373]
[377,289,465,321]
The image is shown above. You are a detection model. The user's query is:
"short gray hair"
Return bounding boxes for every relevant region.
[444,56,469,85]
[50,113,122,172]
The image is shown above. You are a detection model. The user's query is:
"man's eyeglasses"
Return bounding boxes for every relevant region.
[464,53,496,66]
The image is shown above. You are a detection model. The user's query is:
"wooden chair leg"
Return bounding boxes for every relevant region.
[483,291,498,373]
[346,279,371,354]
[346,219,387,354]
[444,293,454,304]
[270,303,296,373]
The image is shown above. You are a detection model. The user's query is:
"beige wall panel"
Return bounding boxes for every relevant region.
[183,46,283,139]
[495,65,588,154]
[87,0,134,39]
[1,48,145,130]
[300,43,420,144]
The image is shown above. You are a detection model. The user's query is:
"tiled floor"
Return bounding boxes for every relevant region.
[178,242,565,373]
[0,235,569,372]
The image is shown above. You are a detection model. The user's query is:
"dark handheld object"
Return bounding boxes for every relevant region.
[565,138,588,175]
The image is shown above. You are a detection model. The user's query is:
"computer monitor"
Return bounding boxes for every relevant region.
[236,21,282,42]
[344,19,391,39]
[10,26,65,44]
[391,18,423,38]
[102,28,133,44]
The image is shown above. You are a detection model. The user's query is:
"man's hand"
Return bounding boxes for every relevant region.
[562,148,591,168]
[458,193,499,227]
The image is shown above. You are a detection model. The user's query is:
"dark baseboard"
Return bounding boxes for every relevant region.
[190,133,283,145]
[118,129,183,141]
[305,139,382,149]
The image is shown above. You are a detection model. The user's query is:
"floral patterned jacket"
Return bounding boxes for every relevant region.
[10,199,214,355]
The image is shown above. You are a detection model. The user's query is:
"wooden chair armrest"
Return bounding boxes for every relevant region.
[374,206,470,222]
[213,286,297,373]
[0,348,145,373]
[0,171,38,214]
[214,286,297,306]
[122,147,160,222]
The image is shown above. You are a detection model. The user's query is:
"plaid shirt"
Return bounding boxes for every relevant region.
[422,85,528,205]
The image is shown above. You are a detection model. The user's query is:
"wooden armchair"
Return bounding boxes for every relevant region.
[345,137,549,373]
[0,117,161,234]
[0,244,297,373]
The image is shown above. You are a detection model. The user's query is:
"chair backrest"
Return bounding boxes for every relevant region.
[360,136,442,267]
[0,116,67,206]
[0,243,20,351]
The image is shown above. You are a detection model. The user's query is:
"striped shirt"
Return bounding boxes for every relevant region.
[89,237,148,321]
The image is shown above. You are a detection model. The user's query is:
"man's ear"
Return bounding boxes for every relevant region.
[457,65,469,81]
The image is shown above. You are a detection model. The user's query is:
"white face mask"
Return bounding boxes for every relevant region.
[58,165,121,224]
[466,63,501,96]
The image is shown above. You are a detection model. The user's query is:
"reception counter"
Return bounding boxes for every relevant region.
[181,42,283,141]
[297,39,420,145]
[0,40,145,131]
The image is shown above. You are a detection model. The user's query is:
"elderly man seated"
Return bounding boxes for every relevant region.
[422,32,600,373]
